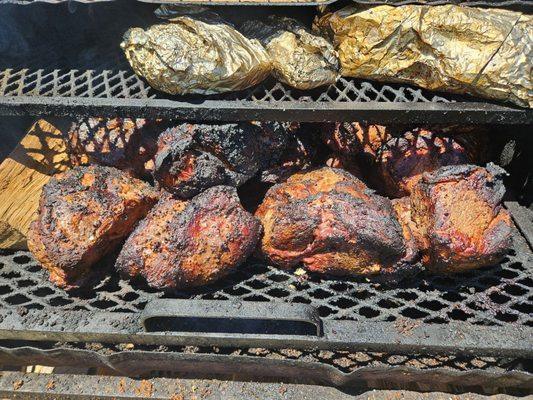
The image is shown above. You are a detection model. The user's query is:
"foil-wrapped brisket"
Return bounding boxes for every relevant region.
[242,16,339,90]
[315,5,532,107]
[121,16,271,95]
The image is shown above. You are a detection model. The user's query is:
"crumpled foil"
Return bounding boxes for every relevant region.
[121,16,271,95]
[314,5,532,108]
[242,16,339,90]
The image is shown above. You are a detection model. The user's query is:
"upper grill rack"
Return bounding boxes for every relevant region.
[0,68,451,103]
[1,226,531,328]
[1,68,531,124]
[1,2,531,123]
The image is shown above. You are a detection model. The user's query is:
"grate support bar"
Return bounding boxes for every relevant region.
[0,96,531,124]
[0,371,354,400]
[0,302,531,358]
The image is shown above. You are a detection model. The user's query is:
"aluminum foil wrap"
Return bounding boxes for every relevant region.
[242,16,339,90]
[121,16,271,95]
[314,5,532,108]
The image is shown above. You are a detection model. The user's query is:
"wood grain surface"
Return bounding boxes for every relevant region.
[0,120,70,249]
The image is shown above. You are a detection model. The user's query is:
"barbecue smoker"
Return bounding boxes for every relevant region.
[0,1,532,399]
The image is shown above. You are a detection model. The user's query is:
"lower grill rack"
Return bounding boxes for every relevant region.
[0,225,531,327]
[0,202,532,394]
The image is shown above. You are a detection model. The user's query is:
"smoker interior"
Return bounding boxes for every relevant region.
[0,1,532,395]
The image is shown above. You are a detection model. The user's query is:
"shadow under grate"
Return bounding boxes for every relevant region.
[1,227,531,327]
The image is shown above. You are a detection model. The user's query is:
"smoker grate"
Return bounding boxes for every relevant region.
[0,68,453,104]
[3,68,531,124]
[1,227,531,328]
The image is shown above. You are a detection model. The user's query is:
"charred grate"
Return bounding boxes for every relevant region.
[0,228,531,327]
[0,68,453,104]
[1,340,525,375]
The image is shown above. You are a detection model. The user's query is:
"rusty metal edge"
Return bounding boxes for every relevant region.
[505,201,533,250]
[0,347,531,393]
[0,371,354,400]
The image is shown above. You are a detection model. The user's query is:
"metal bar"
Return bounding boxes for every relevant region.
[0,371,354,400]
[1,0,532,8]
[1,346,532,393]
[505,201,533,249]
[0,305,531,358]
[0,96,531,124]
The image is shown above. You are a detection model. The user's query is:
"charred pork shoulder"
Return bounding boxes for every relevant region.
[116,186,262,290]
[260,123,319,184]
[255,167,418,277]
[405,164,512,272]
[321,122,393,160]
[27,165,158,289]
[153,122,288,198]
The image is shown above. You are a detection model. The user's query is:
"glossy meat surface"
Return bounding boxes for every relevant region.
[255,168,417,277]
[116,186,262,290]
[27,165,158,289]
[67,117,160,178]
[153,122,288,198]
[409,164,512,272]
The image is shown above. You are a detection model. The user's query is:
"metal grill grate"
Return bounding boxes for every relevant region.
[2,67,530,124]
[1,227,531,327]
[58,342,528,374]
[0,68,452,104]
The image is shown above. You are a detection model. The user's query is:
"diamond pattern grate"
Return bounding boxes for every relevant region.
[0,227,531,327]
[0,68,455,104]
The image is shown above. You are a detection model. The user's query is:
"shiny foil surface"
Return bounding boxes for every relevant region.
[121,16,271,95]
[315,5,532,107]
[242,16,339,90]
